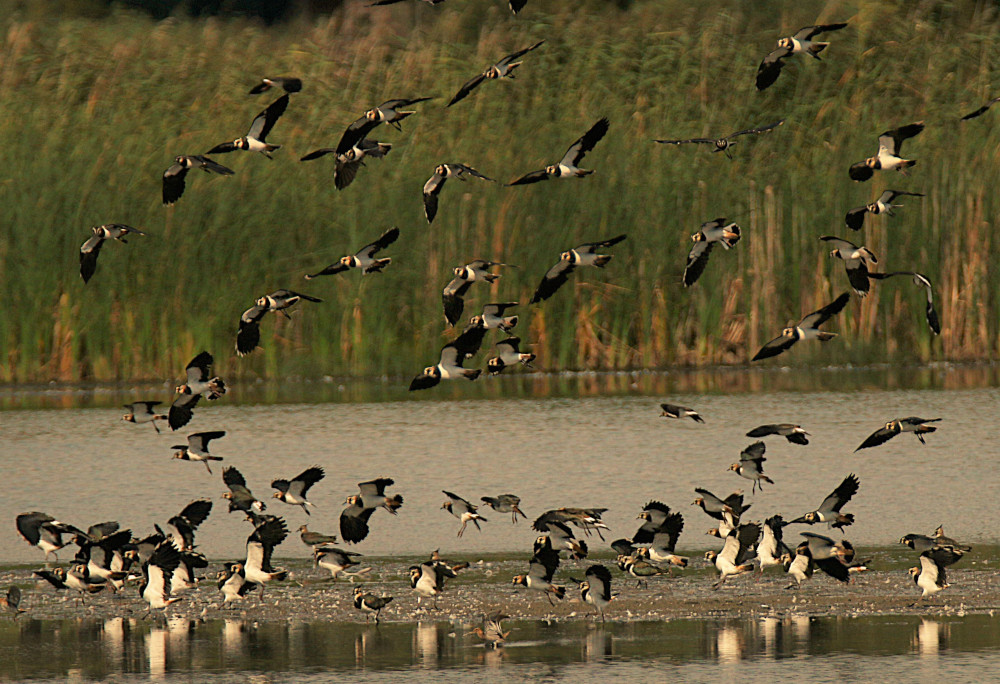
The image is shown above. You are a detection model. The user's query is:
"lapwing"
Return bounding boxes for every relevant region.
[122,401,167,433]
[408,342,482,390]
[655,119,784,159]
[692,488,751,523]
[1,586,25,617]
[160,499,212,553]
[932,525,972,552]
[960,96,1000,121]
[16,512,81,563]
[632,501,674,543]
[169,351,226,431]
[217,562,257,604]
[162,155,234,205]
[442,259,513,326]
[799,532,852,583]
[340,478,403,543]
[705,522,760,589]
[855,417,941,451]
[353,586,393,623]
[534,508,610,539]
[298,525,338,549]
[820,236,878,296]
[533,523,588,560]
[849,122,924,182]
[659,403,704,423]
[481,494,527,523]
[305,226,399,278]
[272,466,325,515]
[172,431,225,474]
[235,303,268,357]
[170,550,208,595]
[635,510,688,570]
[206,94,288,158]
[479,302,519,332]
[529,234,627,303]
[316,547,369,581]
[910,546,964,599]
[300,138,392,191]
[900,533,939,554]
[423,164,495,223]
[845,189,924,231]
[364,97,432,130]
[868,271,940,334]
[751,292,850,361]
[409,561,457,609]
[79,224,146,283]
[442,491,487,537]
[486,337,536,375]
[466,611,511,648]
[790,473,860,530]
[243,516,289,595]
[255,289,322,318]
[249,76,302,94]
[746,423,810,445]
[683,218,741,287]
[222,465,267,514]
[618,555,669,588]
[447,40,545,107]
[755,23,848,90]
[508,117,609,186]
[512,545,565,604]
[139,541,183,616]
[576,564,613,621]
[729,441,774,493]
[72,527,131,591]
[758,515,791,574]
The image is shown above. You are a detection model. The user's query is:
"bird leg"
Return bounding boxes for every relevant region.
[457,521,467,538]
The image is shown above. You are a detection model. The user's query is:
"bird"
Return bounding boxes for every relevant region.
[249,76,302,94]
[315,547,369,581]
[705,522,761,589]
[15,512,81,562]
[300,138,392,191]
[533,523,588,560]
[160,499,212,552]
[162,155,234,205]
[1,586,26,617]
[340,478,403,544]
[729,441,774,493]
[466,611,511,648]
[441,491,487,537]
[819,236,878,296]
[577,564,613,621]
[271,466,325,515]
[855,417,941,451]
[305,226,399,278]
[447,40,545,107]
[910,546,964,599]
[659,403,704,423]
[751,292,850,361]
[486,337,535,375]
[479,302,519,333]
[206,94,288,158]
[222,465,267,514]
[755,23,849,90]
[255,289,323,318]
[363,97,432,130]
[122,401,167,433]
[169,351,226,431]
[746,423,810,445]
[758,515,791,573]
[408,342,482,390]
[535,508,610,539]
[353,586,393,623]
[139,541,183,616]
[509,0,526,12]
[423,164,494,223]
[508,117,609,186]
[683,218,741,287]
[655,120,784,159]
[632,501,674,544]
[79,224,146,283]
[235,303,268,357]
[170,550,208,595]
[798,532,853,583]
[298,525,338,549]
[635,510,688,570]
[900,533,940,554]
[529,234,627,303]
[442,260,513,326]
[511,545,565,605]
[960,96,1000,121]
[617,555,669,587]
[692,488,751,523]
[867,271,940,334]
[932,525,972,552]
[409,561,458,609]
[243,516,289,594]
[790,473,860,530]
[480,494,527,523]
[845,190,924,231]
[849,122,925,182]
[172,431,225,474]
[217,562,258,604]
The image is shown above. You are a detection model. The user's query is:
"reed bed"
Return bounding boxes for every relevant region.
[0,0,998,383]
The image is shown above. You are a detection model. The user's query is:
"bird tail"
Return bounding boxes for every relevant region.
[550,585,566,600]
[670,555,689,568]
[816,332,838,342]
[832,514,855,530]
[483,273,500,283]
[270,571,289,582]
[364,258,391,275]
[762,475,775,485]
[503,315,518,329]
[384,495,404,514]
[593,255,613,268]
[207,456,224,461]
[898,159,917,170]
[520,353,536,365]
[736,562,755,574]
[464,369,482,381]
[807,42,829,58]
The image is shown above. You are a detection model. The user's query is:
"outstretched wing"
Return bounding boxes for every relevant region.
[249,94,289,142]
[854,423,899,451]
[560,117,610,167]
[447,72,487,107]
[755,47,790,91]
[727,119,785,139]
[845,205,869,231]
[877,122,924,157]
[529,259,574,303]
[498,40,545,66]
[358,226,400,259]
[506,169,549,186]
[799,292,850,329]
[793,23,848,40]
[683,241,713,287]
[818,473,860,513]
[752,333,796,361]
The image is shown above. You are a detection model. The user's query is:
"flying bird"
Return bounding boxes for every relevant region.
[529,234,627,303]
[705,522,761,589]
[819,236,878,296]
[683,218,741,286]
[486,337,535,375]
[139,541,183,615]
[249,76,302,94]
[441,259,511,326]
[363,97,433,130]
[441,491,487,537]
[16,512,81,562]
[508,117,609,186]
[480,494,527,523]
[751,292,850,361]
[305,227,399,278]
[746,423,810,444]
[162,155,234,205]
[272,466,326,515]
[409,342,482,390]
[222,466,267,514]
[868,271,940,334]
[479,302,519,332]
[511,545,565,604]
[790,473,860,530]
[755,23,849,91]
[300,139,391,190]
[235,289,322,356]
[206,94,288,158]
[172,431,226,474]
[340,478,403,544]
[855,417,941,451]
[447,40,545,107]
[576,564,613,621]
[169,351,226,430]
[849,122,924,182]
[79,224,146,283]
[122,401,167,433]
[659,403,704,423]
[729,441,774,493]
[655,120,784,159]
[423,164,494,223]
[845,190,924,231]
[243,516,289,594]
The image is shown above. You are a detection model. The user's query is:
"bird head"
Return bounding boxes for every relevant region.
[353,586,365,597]
[636,511,650,521]
[487,357,504,374]
[441,501,453,513]
[866,202,879,213]
[545,164,559,176]
[174,155,185,164]
[175,384,190,394]
[691,232,705,243]
[272,492,282,499]
[777,37,793,50]
[365,109,379,121]
[907,566,920,579]
[706,527,720,538]
[781,327,796,338]
[828,249,840,259]
[704,551,718,563]
[122,413,135,423]
[865,156,878,169]
[511,575,527,587]
[172,449,187,460]
[436,165,448,177]
[487,66,502,79]
[691,497,704,507]
[342,255,359,268]
[728,463,741,472]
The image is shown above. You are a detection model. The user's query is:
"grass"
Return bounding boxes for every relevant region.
[1,0,999,383]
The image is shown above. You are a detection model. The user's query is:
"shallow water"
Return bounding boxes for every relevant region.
[2,614,1000,682]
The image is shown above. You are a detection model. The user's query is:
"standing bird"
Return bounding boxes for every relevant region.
[512,545,565,605]
[790,473,860,530]
[932,526,972,552]
[353,587,393,623]
[820,236,878,296]
[1,586,26,617]
[441,491,488,537]
[481,494,527,523]
[249,76,302,94]
[139,541,183,616]
[206,94,289,158]
[316,547,369,581]
[408,342,482,390]
[409,561,458,609]
[487,337,535,375]
[169,351,226,431]
[849,122,925,182]
[755,23,849,90]
[910,546,964,599]
[867,271,940,335]
[529,234,627,303]
[447,41,545,107]
[746,423,810,445]
[305,227,399,279]
[705,523,761,589]
[577,564,613,621]
[659,403,704,423]
[222,466,267,514]
[15,512,81,562]
[729,441,774,493]
[79,224,147,283]
[243,516,289,594]
[508,117,609,186]
[162,155,234,205]
[636,510,688,570]
[271,466,326,515]
[655,120,784,159]
[172,431,226,474]
[855,417,941,451]
[122,401,167,433]
[423,164,495,223]
[751,292,850,361]
[845,189,924,231]
[683,218,741,287]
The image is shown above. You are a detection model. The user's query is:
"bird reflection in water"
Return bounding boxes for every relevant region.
[414,621,439,667]
[715,624,745,664]
[582,624,612,662]
[914,619,949,658]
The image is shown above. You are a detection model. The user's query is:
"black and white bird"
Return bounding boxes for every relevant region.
[235,303,268,357]
[300,138,392,191]
[222,466,267,514]
[481,494,527,523]
[790,473,860,530]
[659,403,704,423]
[122,401,167,433]
[910,546,964,599]
[160,499,212,552]
[315,547,369,581]
[271,466,325,515]
[169,351,226,431]
[479,302,519,332]
[408,561,457,609]
[535,508,610,539]
[255,289,323,317]
[486,337,535,375]
[820,236,878,296]
[79,224,146,283]
[298,525,338,549]
[340,478,403,544]
[932,525,971,551]
[960,96,1000,121]
[408,342,482,390]
[16,512,81,562]
[755,23,848,90]
[243,516,289,594]
[655,120,784,159]
[533,521,588,560]
[172,431,225,474]
[206,94,288,158]
[511,545,565,605]
[529,234,627,303]
[353,586,393,623]
[705,523,760,589]
[746,423,810,445]
[508,117,609,186]
[423,164,494,223]
[751,292,850,361]
[363,97,432,130]
[900,533,939,554]
[249,76,302,94]
[634,508,688,569]
[139,541,183,615]
[729,441,774,493]
[855,417,941,451]
[798,532,852,584]
[577,564,613,621]
[441,491,487,537]
[217,562,257,604]
[849,122,925,182]
[442,260,513,326]
[683,218,741,287]
[758,515,791,573]
[868,271,940,335]
[845,190,924,231]
[447,40,545,107]
[692,489,751,524]
[162,155,234,205]
[305,226,399,278]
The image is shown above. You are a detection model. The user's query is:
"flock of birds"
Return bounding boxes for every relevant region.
[21,6,994,641]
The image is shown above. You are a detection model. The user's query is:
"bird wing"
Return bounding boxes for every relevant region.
[814,556,850,582]
[223,466,248,491]
[194,156,235,175]
[79,233,105,283]
[482,302,517,316]
[507,169,549,186]
[447,72,487,107]
[185,351,213,383]
[735,523,762,565]
[336,115,379,155]
[177,499,213,528]
[300,148,337,162]
[442,490,473,511]
[683,240,713,287]
[819,235,859,253]
[168,393,200,430]
[290,466,325,496]
[442,281,472,326]
[560,117,610,167]
[848,162,874,182]
[925,546,963,569]
[529,258,574,303]
[654,136,715,145]
[845,205,869,231]
[247,517,288,572]
[818,473,860,513]
[752,333,797,361]
[451,164,494,181]
[755,47,790,91]
[578,234,627,253]
[358,226,400,259]
[740,441,766,462]
[528,547,560,582]
[878,122,924,157]
[339,504,375,543]
[854,424,899,451]
[205,141,237,155]
[452,321,487,358]
[358,478,393,501]
[498,40,545,66]
[651,512,684,552]
[960,96,1000,120]
[161,163,188,205]
[799,292,850,329]
[495,337,521,355]
[193,431,226,450]
[727,119,785,139]
[249,93,289,142]
[794,22,848,40]
[423,171,446,223]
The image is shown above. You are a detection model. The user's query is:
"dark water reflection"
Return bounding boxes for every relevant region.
[2,614,999,681]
